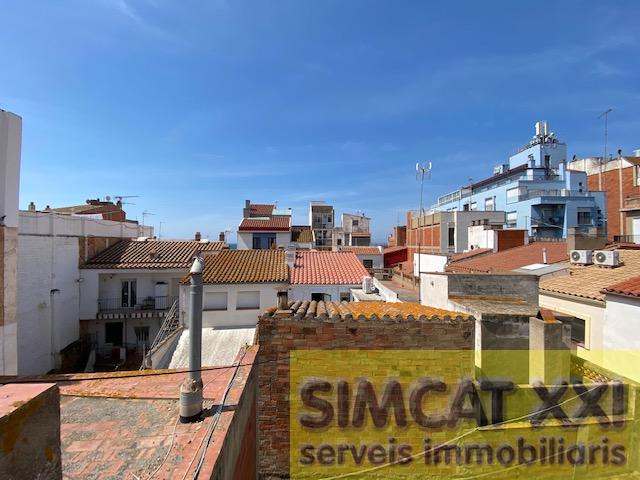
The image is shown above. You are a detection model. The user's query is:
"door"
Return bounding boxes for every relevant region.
[105,322,124,346]
[121,280,137,308]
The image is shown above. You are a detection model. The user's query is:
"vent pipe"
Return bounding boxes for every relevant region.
[194,231,201,241]
[542,248,548,265]
[179,256,205,423]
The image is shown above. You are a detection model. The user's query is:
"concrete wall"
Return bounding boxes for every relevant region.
[181,282,284,328]
[601,294,640,382]
[289,284,358,302]
[144,326,184,369]
[421,273,539,312]
[0,111,21,229]
[18,211,151,238]
[0,383,61,479]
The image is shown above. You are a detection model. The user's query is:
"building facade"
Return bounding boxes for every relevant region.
[568,150,640,242]
[309,201,334,250]
[435,121,606,239]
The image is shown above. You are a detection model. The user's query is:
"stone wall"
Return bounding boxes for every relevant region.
[256,314,474,479]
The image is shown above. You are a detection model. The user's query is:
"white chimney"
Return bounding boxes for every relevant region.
[285,244,296,269]
[0,110,22,228]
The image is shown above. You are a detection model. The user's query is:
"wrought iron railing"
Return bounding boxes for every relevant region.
[97,296,178,313]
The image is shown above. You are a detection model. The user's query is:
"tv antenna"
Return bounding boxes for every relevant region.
[597,108,613,190]
[113,195,139,206]
[158,221,166,239]
[142,210,155,226]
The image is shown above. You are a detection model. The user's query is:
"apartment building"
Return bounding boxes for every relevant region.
[237,200,293,249]
[435,121,606,239]
[568,149,640,242]
[309,201,334,250]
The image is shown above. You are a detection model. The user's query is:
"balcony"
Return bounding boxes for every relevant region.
[613,235,640,244]
[97,296,178,317]
[621,194,640,212]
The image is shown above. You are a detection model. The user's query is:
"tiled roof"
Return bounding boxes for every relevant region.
[541,250,640,302]
[249,203,274,217]
[383,246,407,254]
[263,300,470,321]
[602,275,640,298]
[290,251,369,285]
[238,216,290,231]
[448,241,568,273]
[449,248,492,262]
[195,249,288,284]
[81,239,226,269]
[291,226,313,243]
[339,246,382,255]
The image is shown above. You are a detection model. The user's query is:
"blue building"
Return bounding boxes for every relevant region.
[434,121,606,239]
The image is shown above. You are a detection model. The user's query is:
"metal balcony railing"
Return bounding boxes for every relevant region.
[614,235,640,244]
[97,296,178,314]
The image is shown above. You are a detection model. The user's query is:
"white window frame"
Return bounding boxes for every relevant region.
[506,187,519,204]
[236,291,260,310]
[204,292,227,311]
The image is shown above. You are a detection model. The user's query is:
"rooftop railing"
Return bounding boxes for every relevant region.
[97,295,178,314]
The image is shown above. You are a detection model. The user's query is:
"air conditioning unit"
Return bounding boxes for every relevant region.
[594,250,620,267]
[570,250,593,265]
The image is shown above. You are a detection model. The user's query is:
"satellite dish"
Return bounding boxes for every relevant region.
[105,195,111,202]
[415,162,421,173]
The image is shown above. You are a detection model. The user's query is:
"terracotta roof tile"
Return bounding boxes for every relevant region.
[383,246,407,254]
[449,248,492,262]
[238,216,290,231]
[290,251,369,285]
[339,246,382,255]
[262,300,470,321]
[196,250,288,284]
[81,239,226,269]
[541,250,640,302]
[602,275,640,298]
[248,203,274,217]
[448,242,567,273]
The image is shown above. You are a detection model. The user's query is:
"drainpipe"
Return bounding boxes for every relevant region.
[50,289,60,371]
[179,256,204,423]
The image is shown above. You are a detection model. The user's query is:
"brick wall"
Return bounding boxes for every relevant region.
[587,165,640,239]
[495,229,527,251]
[78,236,120,265]
[256,314,474,479]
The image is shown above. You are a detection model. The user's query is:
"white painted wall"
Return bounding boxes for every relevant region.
[19,211,152,238]
[181,282,285,328]
[414,253,448,276]
[16,235,80,374]
[0,111,21,228]
[467,225,496,250]
[86,316,163,350]
[420,273,452,310]
[289,284,359,302]
[601,294,640,382]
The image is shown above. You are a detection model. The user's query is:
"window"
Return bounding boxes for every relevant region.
[340,292,351,302]
[134,326,150,346]
[253,233,276,250]
[484,197,495,211]
[448,227,455,247]
[569,318,586,346]
[352,220,359,227]
[506,211,517,228]
[506,187,519,204]
[105,322,123,345]
[204,292,227,310]
[311,293,331,302]
[577,209,592,225]
[470,202,477,211]
[237,291,260,310]
[363,259,373,269]
[635,165,640,186]
[327,216,332,223]
[121,280,137,308]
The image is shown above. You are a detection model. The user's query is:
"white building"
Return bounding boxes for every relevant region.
[539,248,640,380]
[341,212,371,246]
[236,216,292,250]
[289,251,369,302]
[80,238,225,364]
[180,249,288,328]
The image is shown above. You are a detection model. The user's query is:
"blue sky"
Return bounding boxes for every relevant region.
[2,1,639,244]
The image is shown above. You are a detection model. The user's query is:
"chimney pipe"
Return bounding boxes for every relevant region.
[219,231,225,242]
[179,256,205,423]
[194,231,201,241]
[28,201,36,211]
[542,247,548,265]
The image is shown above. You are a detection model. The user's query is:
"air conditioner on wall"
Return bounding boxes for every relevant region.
[593,250,620,267]
[570,250,593,265]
